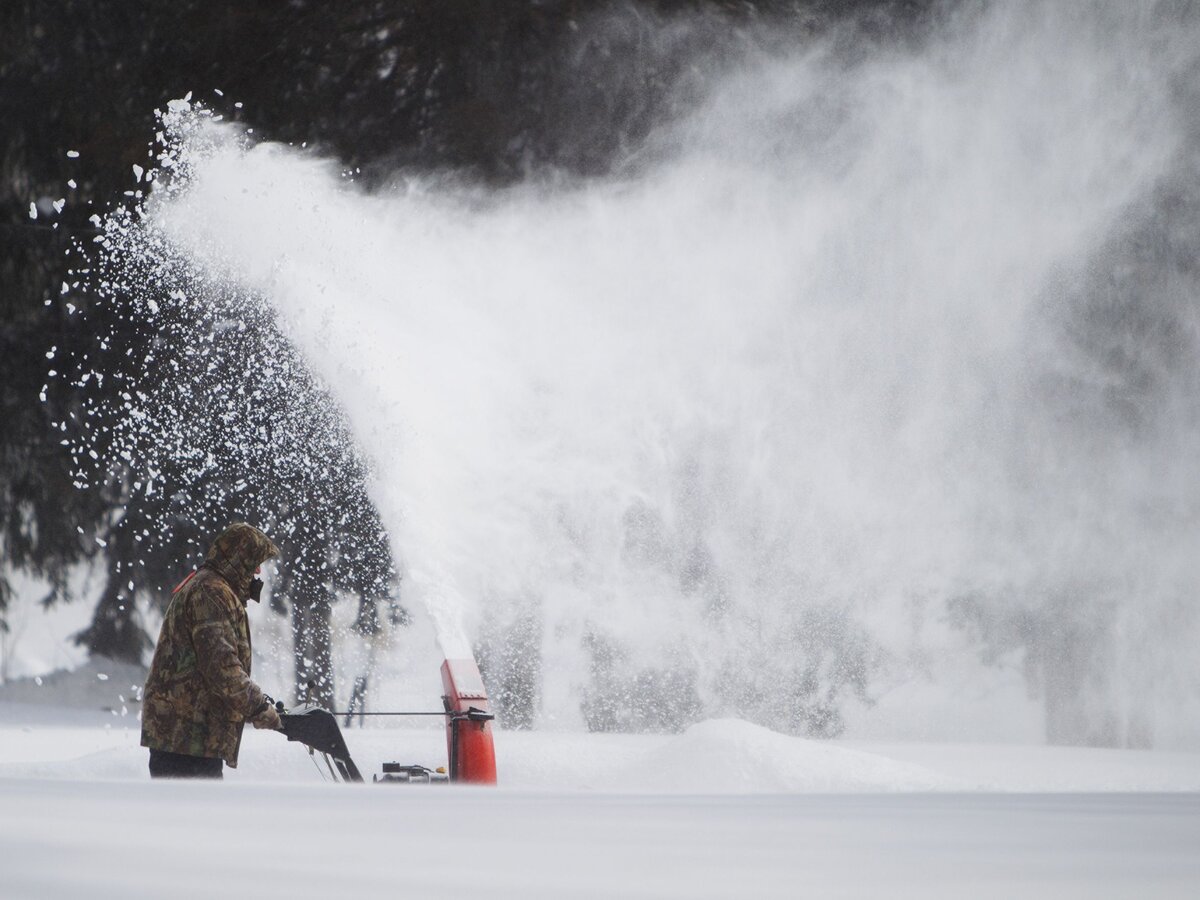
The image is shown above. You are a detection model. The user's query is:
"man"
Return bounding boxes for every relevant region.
[141,522,283,778]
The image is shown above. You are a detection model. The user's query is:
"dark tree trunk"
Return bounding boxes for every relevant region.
[73,520,150,664]
[289,581,334,710]
[477,602,542,730]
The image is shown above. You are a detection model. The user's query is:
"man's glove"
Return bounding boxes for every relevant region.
[249,703,282,730]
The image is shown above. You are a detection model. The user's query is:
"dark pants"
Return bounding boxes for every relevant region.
[148,749,224,779]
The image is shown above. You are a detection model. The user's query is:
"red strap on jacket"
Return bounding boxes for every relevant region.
[171,570,198,595]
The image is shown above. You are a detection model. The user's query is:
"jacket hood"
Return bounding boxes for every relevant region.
[203,523,279,598]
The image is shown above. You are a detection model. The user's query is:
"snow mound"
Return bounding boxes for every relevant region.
[604,719,968,793]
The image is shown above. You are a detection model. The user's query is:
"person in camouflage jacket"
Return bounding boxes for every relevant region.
[141,523,283,777]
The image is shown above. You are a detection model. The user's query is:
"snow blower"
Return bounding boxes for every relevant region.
[277,657,497,785]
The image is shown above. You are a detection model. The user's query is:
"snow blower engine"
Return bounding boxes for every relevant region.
[275,658,497,785]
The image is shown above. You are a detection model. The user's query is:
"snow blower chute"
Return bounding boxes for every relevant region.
[277,657,497,785]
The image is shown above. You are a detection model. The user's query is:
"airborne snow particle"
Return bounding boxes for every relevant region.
[66,150,80,158]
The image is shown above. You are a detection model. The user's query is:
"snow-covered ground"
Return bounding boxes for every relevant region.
[5,777,1198,900]
[2,667,1199,898]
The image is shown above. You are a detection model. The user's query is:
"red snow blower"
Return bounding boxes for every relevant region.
[276,657,497,785]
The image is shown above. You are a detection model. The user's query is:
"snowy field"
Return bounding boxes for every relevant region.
[3,679,1199,899]
[4,777,1198,900]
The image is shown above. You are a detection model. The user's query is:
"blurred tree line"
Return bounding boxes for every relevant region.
[0,1,933,713]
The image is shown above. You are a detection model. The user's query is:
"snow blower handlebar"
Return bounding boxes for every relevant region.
[277,705,364,783]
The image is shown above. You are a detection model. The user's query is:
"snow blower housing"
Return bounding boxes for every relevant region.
[278,658,497,785]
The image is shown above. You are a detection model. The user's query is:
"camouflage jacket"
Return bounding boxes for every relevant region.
[140,524,278,767]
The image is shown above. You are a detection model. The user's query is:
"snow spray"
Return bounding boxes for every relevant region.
[87,1,1200,745]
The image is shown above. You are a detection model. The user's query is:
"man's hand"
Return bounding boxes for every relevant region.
[249,704,282,730]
